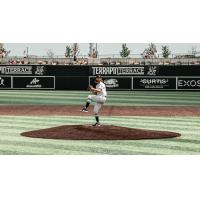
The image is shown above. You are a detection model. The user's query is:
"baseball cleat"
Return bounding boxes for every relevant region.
[82,107,88,112]
[92,122,101,127]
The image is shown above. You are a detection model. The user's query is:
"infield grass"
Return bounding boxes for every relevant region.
[0,90,199,155]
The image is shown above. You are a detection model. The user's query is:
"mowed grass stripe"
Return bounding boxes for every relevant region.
[0,93,199,106]
[104,117,200,124]
[0,139,154,155]
[1,91,200,106]
[0,136,161,155]
[2,133,200,153]
[2,132,200,154]
[1,97,200,106]
[1,117,198,132]
[0,116,199,133]
[1,119,198,132]
[0,137,198,155]
[0,116,192,125]
[102,116,200,124]
[0,143,98,155]
[0,94,200,103]
[1,92,200,101]
[0,150,34,155]
[0,143,160,155]
[2,115,200,123]
[0,133,199,155]
[2,90,200,97]
[0,118,93,125]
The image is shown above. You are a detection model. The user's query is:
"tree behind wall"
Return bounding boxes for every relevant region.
[72,43,80,61]
[162,45,171,58]
[47,49,55,58]
[88,43,98,58]
[0,43,10,58]
[88,43,93,58]
[65,45,72,58]
[0,43,3,50]
[120,43,131,58]
[142,43,157,58]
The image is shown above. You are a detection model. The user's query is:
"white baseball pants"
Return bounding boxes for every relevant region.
[88,95,106,115]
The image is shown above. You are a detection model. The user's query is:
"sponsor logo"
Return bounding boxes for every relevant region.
[0,66,32,75]
[35,66,45,75]
[140,78,168,85]
[92,67,145,75]
[147,66,158,76]
[140,78,169,89]
[104,79,119,88]
[178,79,200,88]
[26,78,42,88]
[30,78,40,85]
[0,76,12,88]
[0,77,5,86]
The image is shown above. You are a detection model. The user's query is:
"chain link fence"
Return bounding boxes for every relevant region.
[1,55,200,65]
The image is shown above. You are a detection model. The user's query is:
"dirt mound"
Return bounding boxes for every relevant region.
[21,125,181,140]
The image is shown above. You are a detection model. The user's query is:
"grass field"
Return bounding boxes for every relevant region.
[0,90,200,155]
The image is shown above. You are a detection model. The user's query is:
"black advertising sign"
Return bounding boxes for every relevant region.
[177,77,200,90]
[0,76,12,89]
[13,76,55,89]
[158,65,200,76]
[89,76,132,90]
[55,76,89,90]
[133,77,177,90]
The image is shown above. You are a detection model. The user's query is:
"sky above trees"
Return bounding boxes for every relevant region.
[3,43,200,56]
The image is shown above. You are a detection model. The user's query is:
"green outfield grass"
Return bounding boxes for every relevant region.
[0,90,200,155]
[1,90,200,106]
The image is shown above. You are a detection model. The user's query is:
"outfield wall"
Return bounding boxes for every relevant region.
[0,65,200,90]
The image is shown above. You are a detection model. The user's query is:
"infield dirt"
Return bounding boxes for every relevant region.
[1,105,200,116]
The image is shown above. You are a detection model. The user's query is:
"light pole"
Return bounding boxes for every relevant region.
[96,43,98,58]
[26,47,29,63]
[89,43,93,58]
[26,47,29,58]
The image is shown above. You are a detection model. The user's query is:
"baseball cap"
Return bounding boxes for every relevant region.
[96,74,102,79]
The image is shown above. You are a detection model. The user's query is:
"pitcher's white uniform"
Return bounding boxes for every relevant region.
[88,82,107,115]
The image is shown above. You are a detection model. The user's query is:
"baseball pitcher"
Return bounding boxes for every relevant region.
[82,75,107,126]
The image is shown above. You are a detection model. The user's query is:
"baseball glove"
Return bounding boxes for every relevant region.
[88,85,97,95]
[88,85,94,91]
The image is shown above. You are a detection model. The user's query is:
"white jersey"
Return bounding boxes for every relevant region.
[96,82,107,97]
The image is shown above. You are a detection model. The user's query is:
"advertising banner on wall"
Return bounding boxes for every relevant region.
[89,76,132,90]
[1,64,200,77]
[0,65,47,76]
[0,66,33,75]
[177,77,200,90]
[91,66,159,76]
[133,77,177,90]
[13,76,55,89]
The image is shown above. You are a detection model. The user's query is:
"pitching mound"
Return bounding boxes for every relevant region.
[21,125,181,140]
